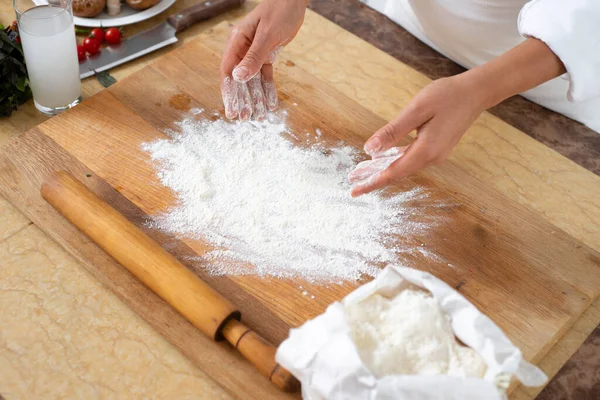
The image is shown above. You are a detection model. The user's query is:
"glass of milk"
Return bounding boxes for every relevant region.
[14,0,82,115]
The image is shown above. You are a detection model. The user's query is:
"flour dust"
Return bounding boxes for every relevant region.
[142,111,440,283]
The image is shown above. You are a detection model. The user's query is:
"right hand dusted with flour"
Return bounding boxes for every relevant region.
[349,76,488,197]
[220,0,307,121]
[349,37,567,197]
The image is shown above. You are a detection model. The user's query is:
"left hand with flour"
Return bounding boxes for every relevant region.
[350,38,566,197]
[220,0,307,121]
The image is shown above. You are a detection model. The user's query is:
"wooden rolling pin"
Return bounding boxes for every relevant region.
[41,171,299,393]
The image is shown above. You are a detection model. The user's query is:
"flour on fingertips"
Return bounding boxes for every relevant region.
[142,111,436,282]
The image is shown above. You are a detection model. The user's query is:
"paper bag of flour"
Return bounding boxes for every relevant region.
[276,266,547,400]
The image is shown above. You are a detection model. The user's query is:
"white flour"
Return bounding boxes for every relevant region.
[346,289,487,378]
[142,112,433,282]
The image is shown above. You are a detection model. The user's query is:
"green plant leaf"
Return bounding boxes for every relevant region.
[15,76,27,91]
[1,24,31,117]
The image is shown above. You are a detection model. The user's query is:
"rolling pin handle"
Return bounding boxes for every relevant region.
[221,319,300,392]
[271,364,302,393]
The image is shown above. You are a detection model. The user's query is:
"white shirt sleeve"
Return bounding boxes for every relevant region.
[518,0,600,102]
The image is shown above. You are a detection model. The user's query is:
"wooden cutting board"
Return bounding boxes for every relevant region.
[1,26,599,399]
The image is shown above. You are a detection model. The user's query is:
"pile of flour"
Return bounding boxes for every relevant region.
[142,112,430,282]
[346,288,487,378]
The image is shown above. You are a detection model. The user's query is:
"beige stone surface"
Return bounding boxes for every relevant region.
[0,3,599,399]
[0,198,30,242]
[0,225,231,400]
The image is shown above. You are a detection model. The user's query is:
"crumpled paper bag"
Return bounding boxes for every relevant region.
[276,266,547,400]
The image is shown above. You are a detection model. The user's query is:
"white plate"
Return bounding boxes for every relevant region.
[33,0,176,27]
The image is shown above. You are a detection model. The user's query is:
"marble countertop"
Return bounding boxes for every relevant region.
[1,1,598,399]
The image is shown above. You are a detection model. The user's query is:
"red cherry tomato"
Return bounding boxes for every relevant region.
[104,27,122,45]
[90,27,105,43]
[83,36,101,55]
[77,45,86,62]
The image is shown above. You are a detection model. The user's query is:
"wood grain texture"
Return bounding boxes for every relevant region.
[0,131,295,399]
[526,297,600,399]
[41,171,299,392]
[1,29,599,399]
[41,171,240,341]
[277,12,600,256]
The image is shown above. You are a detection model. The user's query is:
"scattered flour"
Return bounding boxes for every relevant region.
[142,112,433,282]
[346,288,487,378]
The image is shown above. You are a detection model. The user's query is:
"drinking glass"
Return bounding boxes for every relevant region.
[14,0,82,115]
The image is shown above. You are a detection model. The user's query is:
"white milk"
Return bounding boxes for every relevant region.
[18,5,81,110]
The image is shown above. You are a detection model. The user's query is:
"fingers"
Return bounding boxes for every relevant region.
[223,68,276,120]
[363,102,432,155]
[261,64,278,111]
[221,76,238,119]
[238,82,252,121]
[351,138,431,197]
[220,25,278,120]
[225,69,275,120]
[232,30,273,83]
[221,26,252,79]
[348,153,404,184]
[247,74,267,120]
[354,100,435,196]
[221,26,250,119]
[370,146,408,160]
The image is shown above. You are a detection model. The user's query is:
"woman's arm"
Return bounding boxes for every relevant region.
[470,38,566,110]
[351,38,566,197]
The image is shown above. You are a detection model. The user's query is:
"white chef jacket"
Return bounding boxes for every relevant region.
[362,0,600,133]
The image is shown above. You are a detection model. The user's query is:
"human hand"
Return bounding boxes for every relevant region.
[349,37,567,197]
[220,0,307,120]
[349,76,488,196]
